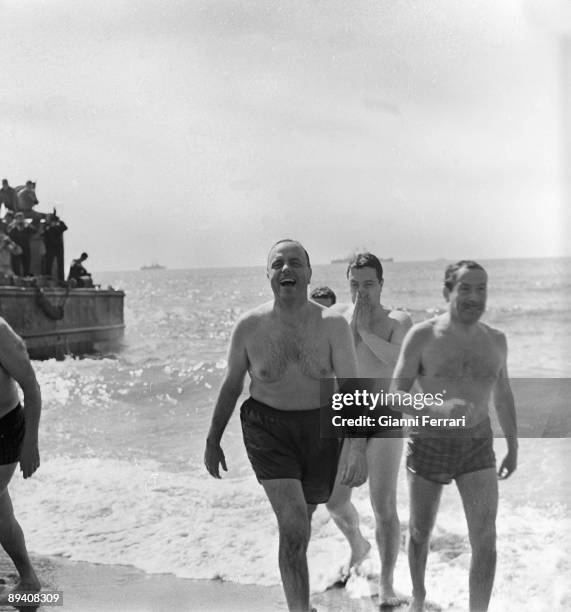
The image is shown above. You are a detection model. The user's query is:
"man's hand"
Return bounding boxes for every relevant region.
[204,439,228,479]
[351,294,372,337]
[498,447,517,479]
[19,435,40,479]
[432,398,472,419]
[339,442,368,487]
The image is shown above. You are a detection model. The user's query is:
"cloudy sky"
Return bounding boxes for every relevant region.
[0,0,568,270]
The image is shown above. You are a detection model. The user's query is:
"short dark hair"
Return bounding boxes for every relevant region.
[310,286,337,305]
[444,260,486,290]
[81,252,88,259]
[346,252,383,283]
[267,239,311,268]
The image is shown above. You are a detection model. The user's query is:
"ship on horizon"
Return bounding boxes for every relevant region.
[331,251,393,264]
[140,262,166,271]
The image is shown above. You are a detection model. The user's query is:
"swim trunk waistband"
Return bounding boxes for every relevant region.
[247,397,323,420]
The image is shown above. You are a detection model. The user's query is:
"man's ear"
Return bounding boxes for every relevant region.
[442,286,450,302]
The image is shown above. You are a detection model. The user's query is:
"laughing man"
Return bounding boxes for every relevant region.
[204,239,367,612]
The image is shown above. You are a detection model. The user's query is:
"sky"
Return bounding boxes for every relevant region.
[0,0,569,270]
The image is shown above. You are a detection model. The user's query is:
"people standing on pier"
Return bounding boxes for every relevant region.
[14,182,39,214]
[8,213,37,277]
[0,232,21,282]
[42,212,67,281]
[0,180,18,212]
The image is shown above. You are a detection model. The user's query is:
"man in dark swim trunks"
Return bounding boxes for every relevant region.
[391,261,518,612]
[204,239,366,612]
[0,317,42,600]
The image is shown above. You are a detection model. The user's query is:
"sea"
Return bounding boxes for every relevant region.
[11,257,571,611]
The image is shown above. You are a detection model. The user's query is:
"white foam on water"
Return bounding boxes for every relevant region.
[9,456,570,611]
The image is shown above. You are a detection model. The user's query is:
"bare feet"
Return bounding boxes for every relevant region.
[407,596,425,612]
[379,583,407,609]
[0,576,41,605]
[349,536,372,569]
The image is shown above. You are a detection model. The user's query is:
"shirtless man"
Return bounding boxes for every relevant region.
[204,239,367,612]
[326,253,412,605]
[391,261,517,612]
[0,319,42,599]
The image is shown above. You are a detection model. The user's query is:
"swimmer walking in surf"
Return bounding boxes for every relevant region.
[391,261,518,612]
[205,239,367,612]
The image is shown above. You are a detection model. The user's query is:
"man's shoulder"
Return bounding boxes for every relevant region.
[330,302,352,316]
[479,322,507,346]
[407,318,437,341]
[319,304,351,328]
[235,302,273,326]
[388,308,413,326]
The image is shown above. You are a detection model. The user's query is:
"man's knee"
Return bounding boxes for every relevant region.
[409,520,433,546]
[370,494,398,523]
[325,496,346,515]
[279,520,310,558]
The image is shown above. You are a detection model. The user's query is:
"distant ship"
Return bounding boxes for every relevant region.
[140,262,166,271]
[331,253,393,264]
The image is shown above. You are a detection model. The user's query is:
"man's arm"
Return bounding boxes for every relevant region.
[204,317,250,478]
[0,321,41,479]
[390,324,425,395]
[357,310,413,367]
[328,315,368,487]
[493,333,518,479]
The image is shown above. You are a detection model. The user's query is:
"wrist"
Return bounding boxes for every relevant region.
[206,434,221,446]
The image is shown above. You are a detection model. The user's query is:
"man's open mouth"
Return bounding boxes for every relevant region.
[280,278,296,286]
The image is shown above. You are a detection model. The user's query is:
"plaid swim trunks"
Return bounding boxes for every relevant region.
[406,417,495,484]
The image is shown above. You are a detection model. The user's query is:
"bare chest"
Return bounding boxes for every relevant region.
[247,326,331,382]
[423,335,502,381]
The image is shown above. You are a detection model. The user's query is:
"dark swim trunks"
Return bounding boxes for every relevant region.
[406,418,495,484]
[240,397,342,504]
[0,404,25,465]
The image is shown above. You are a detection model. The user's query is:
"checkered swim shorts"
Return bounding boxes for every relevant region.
[406,418,495,484]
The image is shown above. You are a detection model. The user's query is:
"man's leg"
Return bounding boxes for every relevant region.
[456,469,498,612]
[22,248,31,277]
[407,472,443,612]
[262,478,313,612]
[44,250,55,277]
[55,247,65,282]
[0,464,40,591]
[367,435,403,604]
[326,442,370,569]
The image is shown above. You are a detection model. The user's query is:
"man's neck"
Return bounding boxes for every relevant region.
[442,312,480,336]
[273,298,308,321]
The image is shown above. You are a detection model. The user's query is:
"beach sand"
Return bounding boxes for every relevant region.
[0,554,388,612]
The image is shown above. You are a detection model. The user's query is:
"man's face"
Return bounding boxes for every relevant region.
[267,242,311,299]
[445,267,488,324]
[348,266,382,305]
[14,214,25,226]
